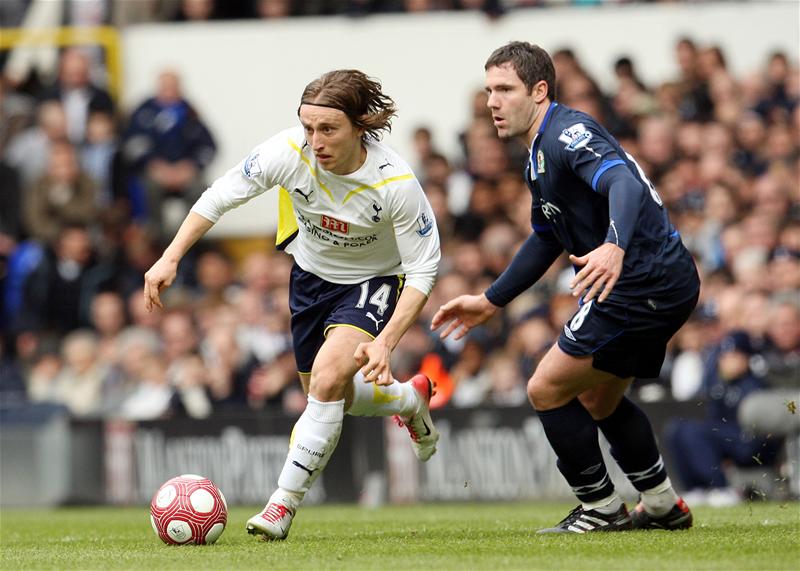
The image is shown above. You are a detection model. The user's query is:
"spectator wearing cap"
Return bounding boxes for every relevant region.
[665,330,780,507]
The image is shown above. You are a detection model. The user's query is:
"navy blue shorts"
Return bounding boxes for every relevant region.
[558,290,699,379]
[289,264,404,373]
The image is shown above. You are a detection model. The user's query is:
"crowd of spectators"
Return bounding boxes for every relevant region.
[0,0,670,29]
[0,20,797,500]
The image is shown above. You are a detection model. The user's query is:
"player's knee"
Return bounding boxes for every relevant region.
[527,375,556,411]
[308,368,348,401]
[526,377,537,407]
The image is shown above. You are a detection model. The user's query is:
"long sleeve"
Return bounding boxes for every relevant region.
[485,231,563,307]
[386,180,441,296]
[190,131,291,222]
[595,166,646,251]
[190,159,270,223]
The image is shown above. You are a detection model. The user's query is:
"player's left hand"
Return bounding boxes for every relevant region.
[354,338,394,386]
[569,243,625,303]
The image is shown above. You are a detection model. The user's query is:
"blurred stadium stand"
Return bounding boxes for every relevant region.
[1,1,798,506]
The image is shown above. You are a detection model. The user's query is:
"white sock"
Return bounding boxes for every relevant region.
[269,488,303,511]
[583,493,624,515]
[640,477,679,516]
[276,396,344,505]
[346,372,418,418]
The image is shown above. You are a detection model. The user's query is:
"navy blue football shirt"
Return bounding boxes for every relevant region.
[486,102,698,306]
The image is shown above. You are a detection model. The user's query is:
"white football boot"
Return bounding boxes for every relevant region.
[246,491,296,541]
[394,374,440,462]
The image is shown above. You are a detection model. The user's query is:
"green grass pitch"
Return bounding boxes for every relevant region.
[2,502,798,570]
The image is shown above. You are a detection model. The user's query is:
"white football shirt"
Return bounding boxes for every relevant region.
[191,126,440,295]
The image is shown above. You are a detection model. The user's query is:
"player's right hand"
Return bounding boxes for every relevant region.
[143,257,179,312]
[430,293,498,341]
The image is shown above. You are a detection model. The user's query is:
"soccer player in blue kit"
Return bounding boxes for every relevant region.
[432,42,700,533]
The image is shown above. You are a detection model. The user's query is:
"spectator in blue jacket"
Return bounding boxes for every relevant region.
[122,70,216,239]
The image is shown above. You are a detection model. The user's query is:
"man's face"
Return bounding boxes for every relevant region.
[156,71,182,105]
[485,63,538,141]
[298,104,364,175]
[60,50,89,89]
[57,228,92,265]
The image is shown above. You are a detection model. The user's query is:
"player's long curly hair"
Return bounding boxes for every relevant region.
[299,69,397,142]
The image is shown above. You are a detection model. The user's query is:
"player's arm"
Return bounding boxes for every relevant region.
[569,159,647,302]
[433,208,562,340]
[559,123,647,302]
[355,180,440,385]
[143,138,279,312]
[558,121,645,250]
[375,286,429,353]
[355,285,430,385]
[144,212,214,311]
[597,167,646,251]
[485,225,563,307]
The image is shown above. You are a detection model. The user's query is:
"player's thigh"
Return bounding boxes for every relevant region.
[529,343,624,410]
[309,325,373,397]
[289,266,336,375]
[557,298,632,376]
[558,295,694,384]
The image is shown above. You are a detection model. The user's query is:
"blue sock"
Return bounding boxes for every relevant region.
[596,397,668,492]
[537,398,615,503]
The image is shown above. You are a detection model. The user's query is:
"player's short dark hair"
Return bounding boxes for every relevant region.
[299,69,397,142]
[485,41,556,101]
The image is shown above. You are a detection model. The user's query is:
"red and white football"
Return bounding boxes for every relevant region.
[149,474,228,545]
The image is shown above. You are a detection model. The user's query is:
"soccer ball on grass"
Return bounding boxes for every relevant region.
[150,474,228,545]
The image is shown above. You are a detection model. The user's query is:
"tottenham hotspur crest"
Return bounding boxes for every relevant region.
[371,202,382,222]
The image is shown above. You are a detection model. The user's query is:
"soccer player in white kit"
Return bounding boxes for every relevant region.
[143,70,441,541]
